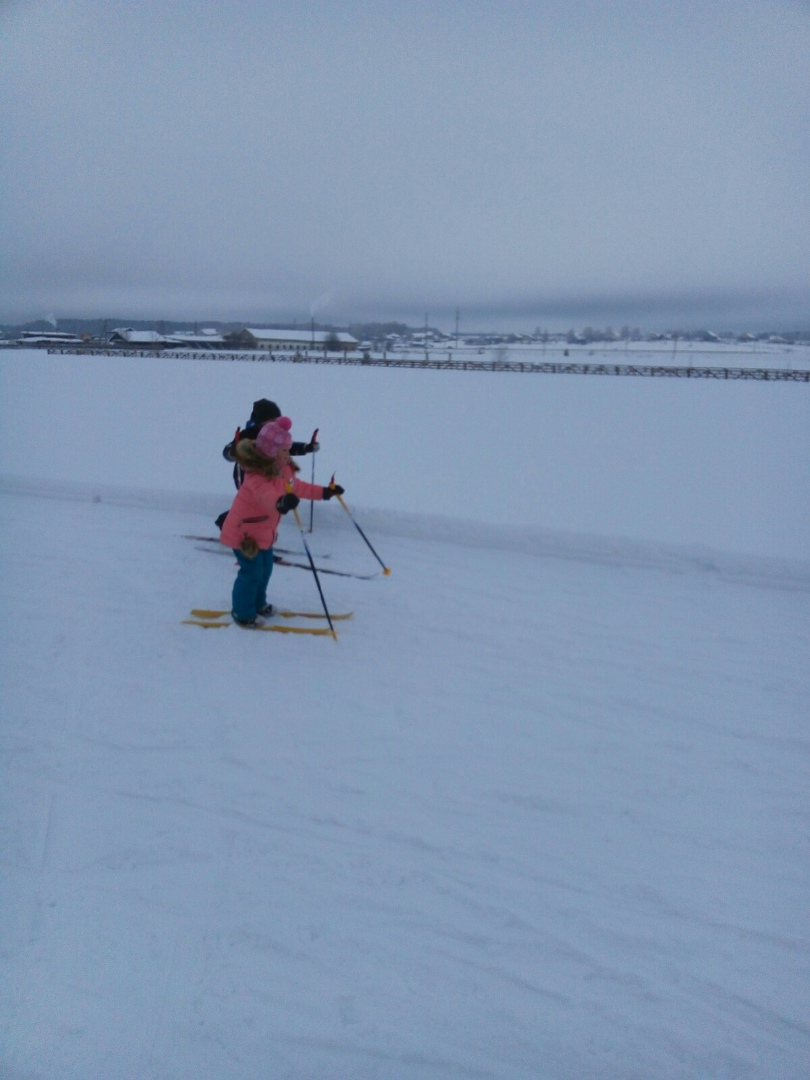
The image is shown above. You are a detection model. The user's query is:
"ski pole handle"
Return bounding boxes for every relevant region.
[309,430,318,532]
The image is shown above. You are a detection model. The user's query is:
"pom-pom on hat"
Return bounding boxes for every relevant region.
[255,416,293,458]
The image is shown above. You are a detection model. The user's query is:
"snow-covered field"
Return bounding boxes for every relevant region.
[1,348,808,559]
[388,340,810,373]
[1,350,809,1078]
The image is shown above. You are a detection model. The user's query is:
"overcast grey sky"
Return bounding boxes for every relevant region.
[1,0,808,330]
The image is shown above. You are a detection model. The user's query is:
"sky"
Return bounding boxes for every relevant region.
[1,0,808,332]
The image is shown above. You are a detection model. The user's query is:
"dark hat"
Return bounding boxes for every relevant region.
[251,398,281,424]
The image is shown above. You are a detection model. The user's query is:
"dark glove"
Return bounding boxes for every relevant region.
[306,437,320,453]
[276,493,300,514]
[223,429,241,461]
[214,510,228,530]
[321,483,345,501]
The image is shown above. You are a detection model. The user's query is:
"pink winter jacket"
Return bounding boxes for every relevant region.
[220,468,324,551]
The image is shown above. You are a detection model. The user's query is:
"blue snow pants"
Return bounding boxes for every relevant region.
[231,547,274,622]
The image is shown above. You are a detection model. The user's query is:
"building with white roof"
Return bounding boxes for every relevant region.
[226,328,358,353]
[109,328,168,347]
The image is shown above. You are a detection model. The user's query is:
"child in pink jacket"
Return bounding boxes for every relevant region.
[219,417,343,626]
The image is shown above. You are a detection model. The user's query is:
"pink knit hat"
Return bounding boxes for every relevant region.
[255,416,293,458]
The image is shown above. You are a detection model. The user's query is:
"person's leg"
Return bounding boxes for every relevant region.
[256,548,275,613]
[232,549,265,623]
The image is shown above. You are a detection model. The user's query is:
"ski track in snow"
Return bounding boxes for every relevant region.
[1,483,808,1080]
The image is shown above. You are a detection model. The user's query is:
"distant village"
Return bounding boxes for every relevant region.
[1,319,808,353]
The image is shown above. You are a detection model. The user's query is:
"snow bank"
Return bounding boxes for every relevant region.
[1,348,808,558]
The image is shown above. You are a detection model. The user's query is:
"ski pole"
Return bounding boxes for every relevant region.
[331,479,391,575]
[308,428,318,533]
[289,487,337,639]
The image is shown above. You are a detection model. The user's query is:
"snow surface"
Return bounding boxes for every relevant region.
[1,350,809,1078]
[1,348,808,559]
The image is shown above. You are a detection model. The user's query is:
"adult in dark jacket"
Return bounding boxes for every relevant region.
[222,399,319,489]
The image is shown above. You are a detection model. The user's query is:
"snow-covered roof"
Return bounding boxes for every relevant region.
[166,333,226,345]
[19,331,81,342]
[110,328,167,343]
[243,328,358,345]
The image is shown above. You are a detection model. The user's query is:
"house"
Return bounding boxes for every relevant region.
[164,331,226,349]
[17,330,83,346]
[225,328,358,353]
[108,328,169,348]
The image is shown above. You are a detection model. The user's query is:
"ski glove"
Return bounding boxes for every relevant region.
[222,428,241,462]
[290,438,319,455]
[276,493,300,515]
[321,484,345,501]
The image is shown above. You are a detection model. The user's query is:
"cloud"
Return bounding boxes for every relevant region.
[1,0,808,328]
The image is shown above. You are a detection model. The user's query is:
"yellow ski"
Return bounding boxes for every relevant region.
[183,618,336,638]
[189,608,352,621]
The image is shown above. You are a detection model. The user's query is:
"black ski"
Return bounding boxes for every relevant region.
[183,534,302,555]
[190,542,379,580]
